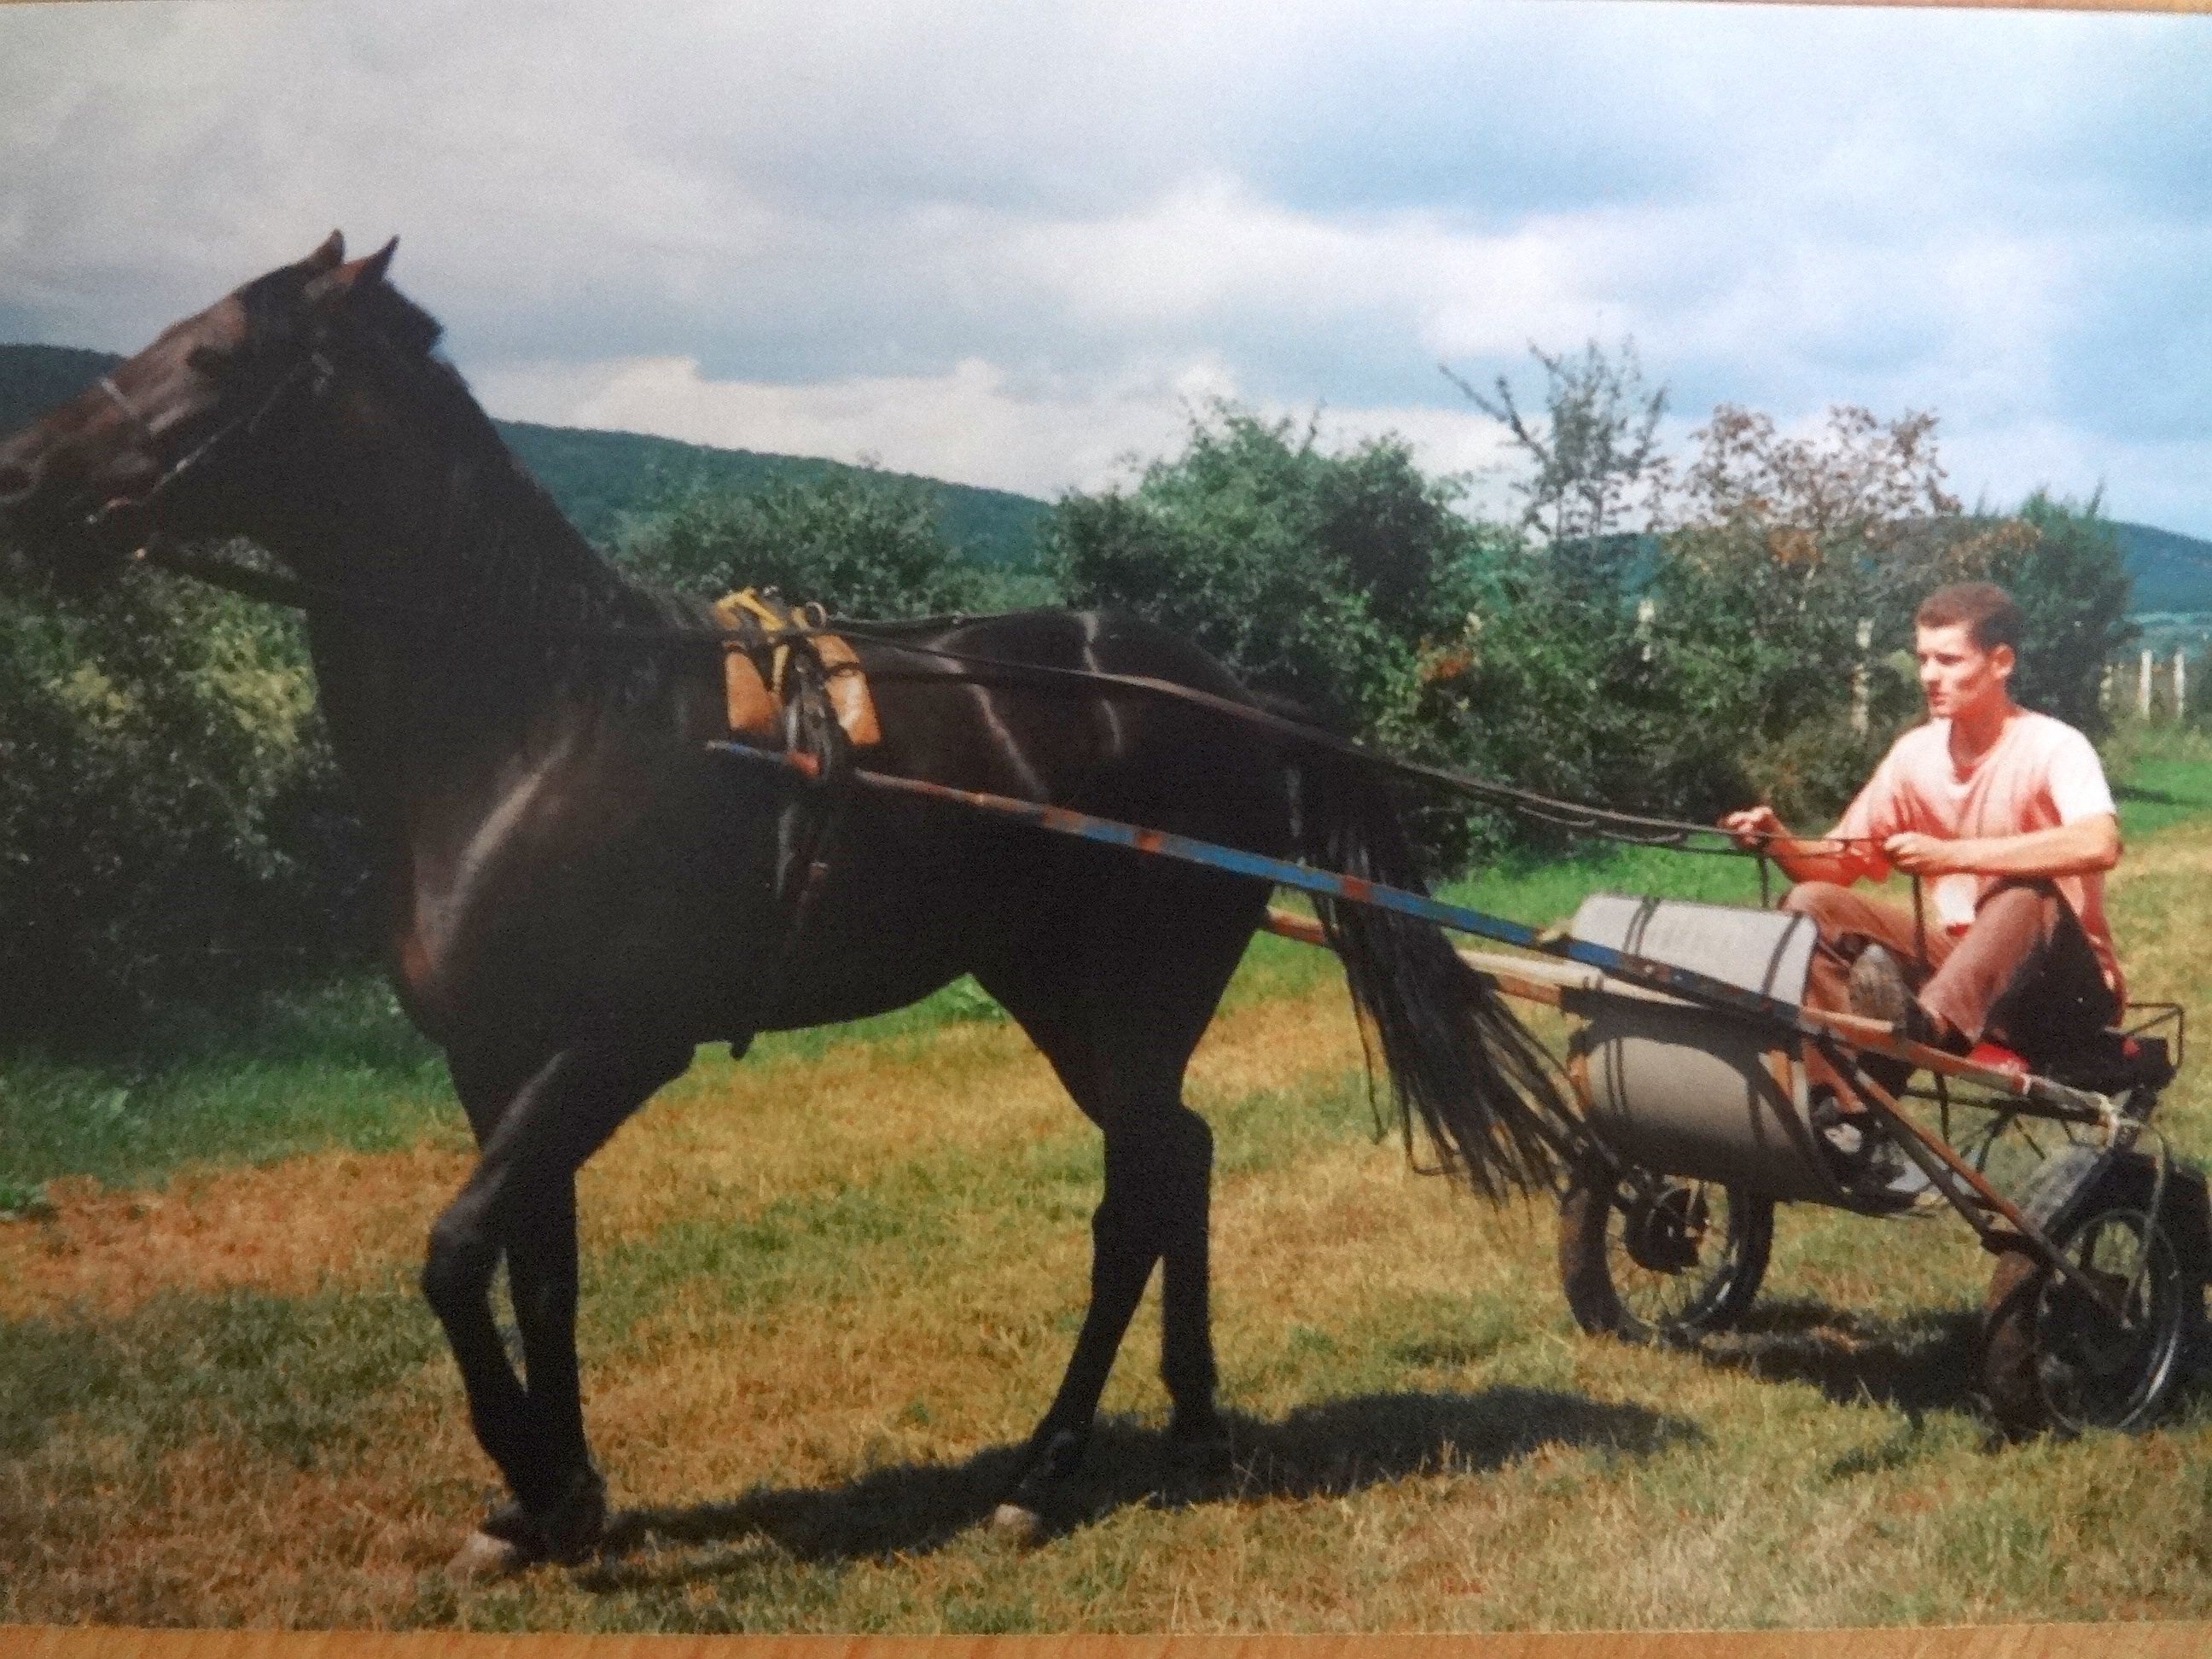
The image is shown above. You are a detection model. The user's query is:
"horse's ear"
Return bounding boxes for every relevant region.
[303,231,345,274]
[311,237,399,306]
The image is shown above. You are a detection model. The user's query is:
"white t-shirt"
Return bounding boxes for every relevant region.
[1834,710,2121,997]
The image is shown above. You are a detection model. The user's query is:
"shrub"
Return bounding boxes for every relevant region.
[615,469,1003,618]
[0,559,364,1045]
[1050,403,1483,734]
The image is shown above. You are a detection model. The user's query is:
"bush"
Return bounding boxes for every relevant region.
[0,559,365,1046]
[615,469,1009,618]
[1049,404,1495,731]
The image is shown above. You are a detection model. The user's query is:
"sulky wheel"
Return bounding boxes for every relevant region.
[1558,1153,1773,1343]
[1982,1161,2206,1439]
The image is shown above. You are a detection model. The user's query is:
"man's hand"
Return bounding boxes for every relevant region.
[1883,831,1962,876]
[1881,815,2120,881]
[1719,802,1873,887]
[1720,804,1784,850]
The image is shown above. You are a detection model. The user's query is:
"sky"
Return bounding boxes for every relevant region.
[2,0,2207,535]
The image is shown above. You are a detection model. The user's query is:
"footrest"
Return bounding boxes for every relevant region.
[1965,1042,2029,1086]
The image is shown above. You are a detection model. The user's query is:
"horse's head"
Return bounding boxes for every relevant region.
[0,231,399,588]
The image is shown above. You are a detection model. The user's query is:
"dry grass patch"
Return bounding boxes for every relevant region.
[0,1145,470,1320]
[0,977,1373,1329]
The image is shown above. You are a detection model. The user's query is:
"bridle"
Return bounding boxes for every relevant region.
[85,343,337,544]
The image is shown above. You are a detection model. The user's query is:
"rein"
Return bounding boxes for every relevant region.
[102,332,1873,864]
[135,536,1883,862]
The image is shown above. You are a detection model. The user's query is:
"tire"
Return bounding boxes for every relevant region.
[1558,1155,1773,1343]
[1982,1164,2204,1439]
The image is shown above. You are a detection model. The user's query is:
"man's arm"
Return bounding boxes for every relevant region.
[1719,804,1884,886]
[1883,812,2122,879]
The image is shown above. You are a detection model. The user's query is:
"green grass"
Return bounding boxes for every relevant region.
[7,991,2210,1627]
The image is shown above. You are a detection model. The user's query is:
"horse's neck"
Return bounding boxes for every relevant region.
[332,355,639,629]
[286,359,667,830]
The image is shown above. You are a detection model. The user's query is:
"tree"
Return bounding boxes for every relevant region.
[1987,491,2134,737]
[1644,405,2029,822]
[615,469,998,619]
[1050,402,1483,736]
[0,556,361,1044]
[1448,339,1668,548]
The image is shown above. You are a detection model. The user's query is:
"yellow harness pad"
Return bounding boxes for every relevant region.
[712,589,882,748]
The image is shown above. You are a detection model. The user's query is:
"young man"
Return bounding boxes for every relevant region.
[1720,582,2123,1109]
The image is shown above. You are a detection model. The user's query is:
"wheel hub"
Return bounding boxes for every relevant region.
[1622,1182,1706,1274]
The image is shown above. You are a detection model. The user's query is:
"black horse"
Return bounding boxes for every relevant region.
[0,234,1563,1572]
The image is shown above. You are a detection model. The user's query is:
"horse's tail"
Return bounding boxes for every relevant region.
[1287,746,1574,1201]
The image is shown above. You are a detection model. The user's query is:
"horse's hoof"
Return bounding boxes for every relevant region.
[446,1528,528,1582]
[989,1502,1047,1547]
[480,1467,607,1567]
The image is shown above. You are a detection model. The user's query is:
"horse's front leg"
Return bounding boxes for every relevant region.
[425,1040,685,1575]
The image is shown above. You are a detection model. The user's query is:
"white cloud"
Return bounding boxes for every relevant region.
[1,0,2203,532]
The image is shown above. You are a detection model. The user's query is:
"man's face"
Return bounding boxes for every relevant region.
[1914,621,2014,722]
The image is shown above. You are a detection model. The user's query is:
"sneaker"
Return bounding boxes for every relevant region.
[1848,946,1936,1045]
[1810,1089,1868,1161]
[1820,1116,1866,1160]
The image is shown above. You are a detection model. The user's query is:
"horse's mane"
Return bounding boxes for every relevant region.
[267,266,707,714]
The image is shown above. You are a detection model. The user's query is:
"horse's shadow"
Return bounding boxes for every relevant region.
[585,1385,1698,1584]
[1692,1295,1988,1421]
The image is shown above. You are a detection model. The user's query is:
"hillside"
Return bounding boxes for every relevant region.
[8,341,2207,599]
[2112,520,2212,614]
[0,342,1051,568]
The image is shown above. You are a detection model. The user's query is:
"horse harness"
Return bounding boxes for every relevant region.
[704,588,885,1047]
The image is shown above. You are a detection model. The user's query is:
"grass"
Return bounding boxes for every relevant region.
[5,750,2212,1629]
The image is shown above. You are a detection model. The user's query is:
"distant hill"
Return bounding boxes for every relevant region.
[0,342,1051,568]
[2110,521,2212,615]
[9,341,2206,602]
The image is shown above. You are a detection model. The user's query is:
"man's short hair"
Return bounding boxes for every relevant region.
[1916,582,2023,653]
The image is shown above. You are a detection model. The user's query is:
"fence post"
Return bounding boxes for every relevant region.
[1851,617,1871,734]
[2141,649,2155,719]
[2179,650,2189,722]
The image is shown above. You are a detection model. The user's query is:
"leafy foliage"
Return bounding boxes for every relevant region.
[0,556,364,1045]
[1450,339,1668,546]
[615,469,1033,617]
[1050,403,1481,734]
[1988,491,2136,736]
[1633,404,2012,822]
[0,333,2149,1051]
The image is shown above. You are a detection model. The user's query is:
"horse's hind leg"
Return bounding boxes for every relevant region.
[976,886,1253,1526]
[1002,1102,1215,1502]
[1155,1104,1231,1486]
[424,1039,686,1570]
